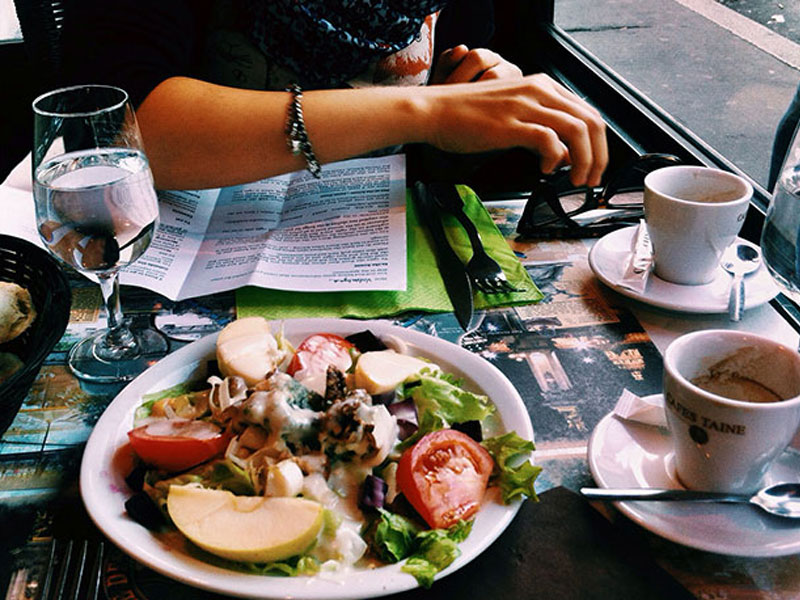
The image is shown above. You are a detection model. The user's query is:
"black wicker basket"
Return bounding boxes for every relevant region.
[0,234,71,436]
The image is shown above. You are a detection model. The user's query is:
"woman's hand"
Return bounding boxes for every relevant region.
[422,70,608,186]
[431,45,523,83]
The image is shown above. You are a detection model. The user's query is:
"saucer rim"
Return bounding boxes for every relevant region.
[588,226,778,314]
[587,401,800,557]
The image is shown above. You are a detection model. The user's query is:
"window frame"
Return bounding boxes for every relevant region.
[490,0,800,331]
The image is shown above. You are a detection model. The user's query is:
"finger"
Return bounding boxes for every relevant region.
[441,44,470,64]
[531,74,606,127]
[432,45,470,84]
[523,80,608,185]
[542,82,609,183]
[585,119,608,187]
[475,62,524,81]
[444,48,504,83]
[554,101,606,187]
[521,105,596,185]
[564,104,606,187]
[518,125,569,174]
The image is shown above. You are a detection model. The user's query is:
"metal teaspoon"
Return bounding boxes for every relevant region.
[721,243,761,322]
[580,482,800,518]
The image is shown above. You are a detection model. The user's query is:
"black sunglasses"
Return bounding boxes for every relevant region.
[516,153,683,239]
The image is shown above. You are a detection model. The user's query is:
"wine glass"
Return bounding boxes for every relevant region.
[32,84,169,383]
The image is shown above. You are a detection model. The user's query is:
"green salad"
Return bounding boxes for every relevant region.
[122,317,540,587]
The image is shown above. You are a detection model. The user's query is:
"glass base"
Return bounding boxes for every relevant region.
[68,326,170,384]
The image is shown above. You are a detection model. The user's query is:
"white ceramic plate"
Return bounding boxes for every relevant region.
[588,226,779,313]
[80,318,533,599]
[587,401,800,556]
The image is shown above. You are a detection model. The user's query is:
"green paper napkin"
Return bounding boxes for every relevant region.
[236,185,542,320]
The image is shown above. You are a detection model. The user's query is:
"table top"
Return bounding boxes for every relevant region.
[1,192,799,599]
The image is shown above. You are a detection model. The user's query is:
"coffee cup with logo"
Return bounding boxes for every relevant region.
[644,166,752,285]
[663,329,800,493]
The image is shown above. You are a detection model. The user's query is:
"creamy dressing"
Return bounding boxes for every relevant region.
[143,419,221,439]
[138,321,504,579]
[239,373,319,448]
[208,375,248,412]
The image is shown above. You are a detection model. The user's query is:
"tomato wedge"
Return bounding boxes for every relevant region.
[127,419,232,472]
[287,333,356,379]
[396,429,494,529]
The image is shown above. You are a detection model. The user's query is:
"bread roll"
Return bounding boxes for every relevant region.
[0,282,36,344]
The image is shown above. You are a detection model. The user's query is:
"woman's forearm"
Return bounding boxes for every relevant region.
[137,78,430,189]
[137,74,607,190]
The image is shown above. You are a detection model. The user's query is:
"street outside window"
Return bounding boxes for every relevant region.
[555,0,800,190]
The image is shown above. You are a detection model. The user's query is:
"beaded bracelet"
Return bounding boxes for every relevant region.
[285,84,321,178]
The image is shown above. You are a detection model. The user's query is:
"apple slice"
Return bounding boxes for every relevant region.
[354,350,435,394]
[216,317,288,386]
[167,485,323,563]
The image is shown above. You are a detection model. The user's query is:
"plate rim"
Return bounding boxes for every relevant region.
[588,226,778,314]
[587,404,800,557]
[80,317,533,599]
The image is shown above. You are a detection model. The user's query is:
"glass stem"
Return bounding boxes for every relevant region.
[97,272,138,356]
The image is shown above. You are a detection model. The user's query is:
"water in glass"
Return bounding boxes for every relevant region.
[32,85,168,384]
[34,148,157,273]
[762,161,800,304]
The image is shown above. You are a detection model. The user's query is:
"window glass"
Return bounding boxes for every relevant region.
[554,0,800,189]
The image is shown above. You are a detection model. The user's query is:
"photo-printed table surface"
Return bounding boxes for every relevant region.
[2,199,799,600]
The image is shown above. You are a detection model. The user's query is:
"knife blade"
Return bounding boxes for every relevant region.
[412,181,474,331]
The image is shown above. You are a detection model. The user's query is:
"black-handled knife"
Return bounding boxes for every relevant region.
[412,181,474,331]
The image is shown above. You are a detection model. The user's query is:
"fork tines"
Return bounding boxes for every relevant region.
[472,276,522,295]
[39,539,105,600]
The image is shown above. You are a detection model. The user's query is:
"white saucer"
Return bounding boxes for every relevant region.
[588,226,779,313]
[587,400,800,557]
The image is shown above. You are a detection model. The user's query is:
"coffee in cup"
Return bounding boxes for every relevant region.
[644,166,752,285]
[689,346,783,403]
[663,329,800,493]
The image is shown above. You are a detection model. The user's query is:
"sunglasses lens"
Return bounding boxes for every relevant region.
[605,153,682,204]
[605,189,644,208]
[557,191,591,214]
[521,189,591,228]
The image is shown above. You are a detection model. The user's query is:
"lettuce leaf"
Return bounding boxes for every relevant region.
[363,508,473,588]
[398,370,494,447]
[400,520,473,588]
[481,432,541,503]
[144,458,255,519]
[195,549,319,577]
[365,508,421,563]
[134,381,200,422]
[243,555,319,577]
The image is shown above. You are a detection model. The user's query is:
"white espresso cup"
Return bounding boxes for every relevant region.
[663,329,800,493]
[644,166,752,285]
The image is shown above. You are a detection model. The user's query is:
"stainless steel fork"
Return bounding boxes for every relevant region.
[34,539,105,600]
[429,182,522,294]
